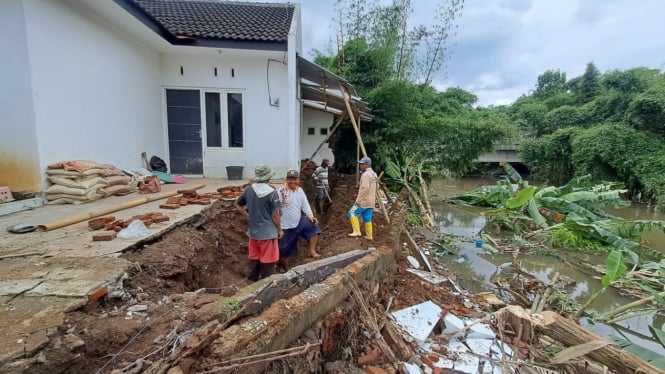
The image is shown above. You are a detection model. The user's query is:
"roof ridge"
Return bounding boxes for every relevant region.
[141,0,295,7]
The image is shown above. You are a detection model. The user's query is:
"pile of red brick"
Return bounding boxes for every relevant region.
[89,212,170,241]
[217,185,243,200]
[159,187,223,209]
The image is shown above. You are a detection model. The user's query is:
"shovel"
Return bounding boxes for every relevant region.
[141,152,153,172]
[323,185,333,203]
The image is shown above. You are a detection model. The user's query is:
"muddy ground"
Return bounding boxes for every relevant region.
[12,167,478,374]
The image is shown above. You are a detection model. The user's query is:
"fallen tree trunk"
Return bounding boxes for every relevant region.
[535,311,662,373]
[498,306,663,374]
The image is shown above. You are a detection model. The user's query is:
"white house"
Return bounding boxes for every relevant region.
[0,0,370,195]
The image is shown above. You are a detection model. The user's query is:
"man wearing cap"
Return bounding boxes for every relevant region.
[348,156,377,240]
[313,158,331,214]
[277,169,322,271]
[234,164,283,281]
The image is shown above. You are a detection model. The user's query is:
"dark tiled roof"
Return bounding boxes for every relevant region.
[134,0,294,42]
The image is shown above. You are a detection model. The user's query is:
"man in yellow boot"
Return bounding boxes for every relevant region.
[347,156,377,240]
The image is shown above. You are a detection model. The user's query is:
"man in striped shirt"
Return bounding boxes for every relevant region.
[313,158,330,214]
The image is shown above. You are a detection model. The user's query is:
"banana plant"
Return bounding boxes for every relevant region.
[385,156,435,227]
[575,249,628,318]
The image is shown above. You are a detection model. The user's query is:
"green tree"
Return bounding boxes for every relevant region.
[626,79,665,136]
[534,69,567,98]
[577,62,601,103]
[521,127,580,185]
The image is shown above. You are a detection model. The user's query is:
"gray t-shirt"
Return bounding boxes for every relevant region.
[236,183,281,240]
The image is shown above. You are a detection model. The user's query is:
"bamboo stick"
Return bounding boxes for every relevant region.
[36,184,205,231]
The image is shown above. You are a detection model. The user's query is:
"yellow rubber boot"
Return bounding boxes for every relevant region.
[348,216,361,237]
[364,222,373,240]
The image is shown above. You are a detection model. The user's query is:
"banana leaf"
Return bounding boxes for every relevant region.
[502,162,522,183]
[560,189,626,203]
[595,219,665,239]
[611,335,665,369]
[540,197,602,222]
[602,250,627,287]
[649,325,665,349]
[527,198,549,229]
[534,185,559,200]
[506,186,536,209]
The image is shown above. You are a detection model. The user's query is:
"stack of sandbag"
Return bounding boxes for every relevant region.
[45,160,137,204]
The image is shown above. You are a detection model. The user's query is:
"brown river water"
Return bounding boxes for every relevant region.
[429,176,665,355]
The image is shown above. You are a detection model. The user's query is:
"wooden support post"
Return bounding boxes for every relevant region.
[341,87,367,157]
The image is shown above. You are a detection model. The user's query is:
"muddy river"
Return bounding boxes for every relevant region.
[430,176,665,355]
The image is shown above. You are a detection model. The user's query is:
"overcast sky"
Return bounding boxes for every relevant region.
[276,0,665,107]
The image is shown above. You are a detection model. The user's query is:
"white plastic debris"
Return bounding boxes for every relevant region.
[406,269,449,285]
[402,362,422,374]
[118,220,151,240]
[391,300,442,341]
[406,256,421,269]
[467,320,495,340]
[127,304,148,313]
[418,248,433,271]
[442,312,466,335]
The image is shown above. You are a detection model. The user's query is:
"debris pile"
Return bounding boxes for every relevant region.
[88,212,170,241]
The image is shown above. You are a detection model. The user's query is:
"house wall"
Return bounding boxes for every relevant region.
[0,0,41,193]
[287,4,302,173]
[21,0,163,185]
[301,109,335,166]
[161,51,292,178]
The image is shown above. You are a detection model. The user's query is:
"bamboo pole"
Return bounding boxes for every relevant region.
[36,184,205,231]
[374,172,390,223]
[340,87,367,157]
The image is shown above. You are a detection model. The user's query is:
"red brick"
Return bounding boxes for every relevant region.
[421,355,434,369]
[178,198,190,205]
[358,349,384,366]
[177,188,198,194]
[166,196,181,204]
[364,367,387,374]
[193,199,211,205]
[160,203,181,209]
[88,286,108,302]
[93,232,117,241]
[152,216,170,223]
[88,216,115,230]
[142,219,153,226]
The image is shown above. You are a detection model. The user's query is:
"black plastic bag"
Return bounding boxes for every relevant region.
[150,156,168,173]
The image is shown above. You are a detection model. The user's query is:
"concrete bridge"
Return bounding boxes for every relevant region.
[477,144,521,163]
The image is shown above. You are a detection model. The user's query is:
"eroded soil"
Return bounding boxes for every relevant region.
[20,169,418,373]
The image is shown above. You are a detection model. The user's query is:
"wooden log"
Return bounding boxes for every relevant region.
[534,310,663,373]
[497,305,534,342]
[380,320,413,361]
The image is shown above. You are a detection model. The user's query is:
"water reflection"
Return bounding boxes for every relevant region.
[430,176,665,355]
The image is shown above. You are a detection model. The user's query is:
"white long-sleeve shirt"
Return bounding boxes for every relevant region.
[277,186,314,229]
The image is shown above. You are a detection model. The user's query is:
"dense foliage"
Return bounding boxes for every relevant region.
[514,65,665,209]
